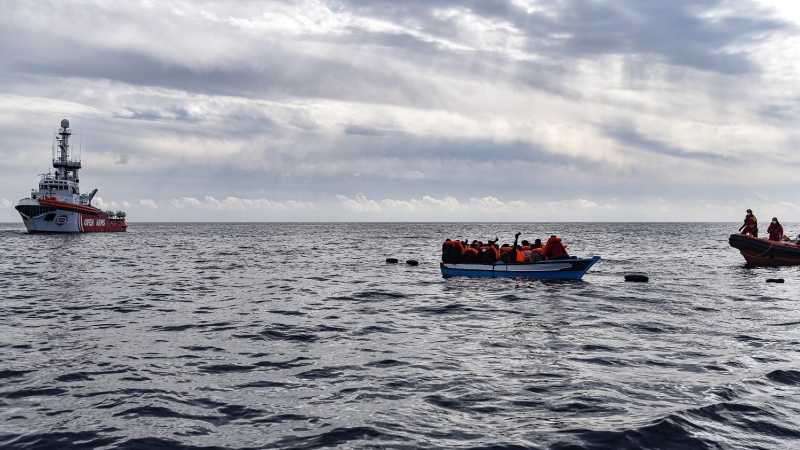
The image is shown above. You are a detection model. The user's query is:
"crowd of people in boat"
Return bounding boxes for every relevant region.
[739,209,796,242]
[442,232,573,264]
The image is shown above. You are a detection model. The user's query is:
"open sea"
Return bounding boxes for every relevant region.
[1,222,799,450]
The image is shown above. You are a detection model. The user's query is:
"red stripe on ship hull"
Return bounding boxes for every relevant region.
[80,214,127,232]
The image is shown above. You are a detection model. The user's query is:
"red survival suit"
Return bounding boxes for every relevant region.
[767,218,783,241]
[741,214,758,237]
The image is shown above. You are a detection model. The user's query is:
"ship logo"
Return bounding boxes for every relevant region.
[56,215,68,226]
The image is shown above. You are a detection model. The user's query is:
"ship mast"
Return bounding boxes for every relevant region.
[53,119,82,182]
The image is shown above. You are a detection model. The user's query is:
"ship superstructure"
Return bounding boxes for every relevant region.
[15,119,126,233]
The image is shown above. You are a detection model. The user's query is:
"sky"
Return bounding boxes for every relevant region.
[1,0,800,222]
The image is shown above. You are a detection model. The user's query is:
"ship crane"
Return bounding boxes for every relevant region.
[87,188,98,206]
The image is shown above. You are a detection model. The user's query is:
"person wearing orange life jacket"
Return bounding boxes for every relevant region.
[470,240,482,252]
[767,217,783,241]
[529,238,544,263]
[441,239,465,263]
[544,235,569,260]
[739,209,758,237]
[512,233,526,263]
[521,240,532,261]
[480,238,500,264]
[499,233,526,263]
[463,245,480,263]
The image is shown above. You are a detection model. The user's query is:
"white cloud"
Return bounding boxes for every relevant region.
[169,195,311,210]
[339,194,531,215]
[170,197,203,209]
[336,193,381,212]
[382,195,462,213]
[94,197,126,211]
[544,199,598,210]
[0,199,11,208]
[468,196,528,211]
[138,199,158,209]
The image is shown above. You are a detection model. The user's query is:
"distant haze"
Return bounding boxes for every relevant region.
[1,0,799,222]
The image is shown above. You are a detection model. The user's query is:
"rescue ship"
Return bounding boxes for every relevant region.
[15,119,127,233]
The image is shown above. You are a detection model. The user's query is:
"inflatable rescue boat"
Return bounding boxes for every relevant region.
[728,234,800,266]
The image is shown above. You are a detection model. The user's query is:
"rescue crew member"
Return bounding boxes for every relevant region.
[739,209,758,237]
[767,217,784,241]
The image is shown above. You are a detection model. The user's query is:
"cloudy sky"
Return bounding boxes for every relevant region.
[1,0,799,221]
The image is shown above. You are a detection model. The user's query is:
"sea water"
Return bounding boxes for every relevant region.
[1,222,799,449]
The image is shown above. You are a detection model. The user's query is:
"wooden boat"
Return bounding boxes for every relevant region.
[440,256,601,280]
[728,234,800,266]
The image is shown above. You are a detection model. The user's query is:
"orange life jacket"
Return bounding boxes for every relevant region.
[529,248,543,262]
[443,240,464,252]
[464,247,479,256]
[515,249,526,263]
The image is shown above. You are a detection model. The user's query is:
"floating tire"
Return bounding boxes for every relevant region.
[766,278,784,283]
[386,258,399,264]
[624,274,649,283]
[406,260,419,266]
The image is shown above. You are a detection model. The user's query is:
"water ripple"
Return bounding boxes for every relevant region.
[1,222,799,449]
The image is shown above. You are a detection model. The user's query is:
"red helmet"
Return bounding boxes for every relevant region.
[772,217,778,221]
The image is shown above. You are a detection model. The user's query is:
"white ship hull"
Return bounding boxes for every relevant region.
[16,199,127,234]
[20,209,82,233]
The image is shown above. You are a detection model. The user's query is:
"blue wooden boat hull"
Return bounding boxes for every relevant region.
[440,256,601,280]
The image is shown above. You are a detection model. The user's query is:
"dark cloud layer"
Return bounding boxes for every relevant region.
[607,126,739,164]
[339,0,790,74]
[1,0,789,107]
